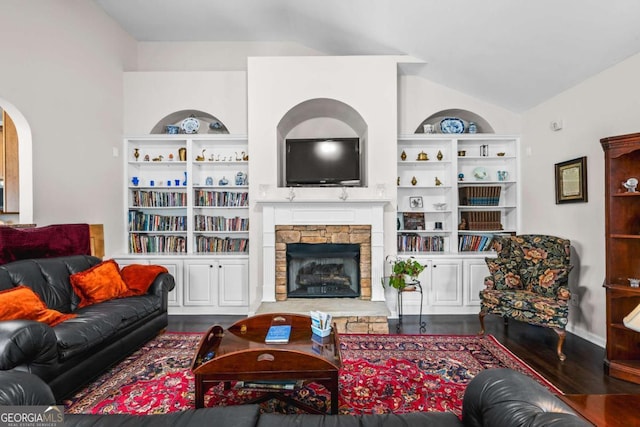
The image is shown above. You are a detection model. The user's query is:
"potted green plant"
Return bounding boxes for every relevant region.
[384,255,425,291]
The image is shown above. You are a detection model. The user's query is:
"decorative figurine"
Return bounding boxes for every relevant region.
[437,150,443,161]
[205,176,214,186]
[195,149,206,161]
[218,176,229,186]
[235,172,247,186]
[458,173,465,181]
[144,154,150,162]
[435,177,442,186]
[133,148,140,161]
[152,155,163,162]
[458,218,467,230]
[397,177,400,186]
[242,151,249,161]
[168,153,174,161]
[417,151,429,161]
[400,150,407,161]
[411,176,417,186]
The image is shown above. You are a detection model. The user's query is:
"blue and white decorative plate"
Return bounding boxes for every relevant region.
[473,167,488,180]
[181,116,200,134]
[440,117,465,134]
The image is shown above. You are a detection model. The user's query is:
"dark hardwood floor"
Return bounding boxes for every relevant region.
[167,313,640,395]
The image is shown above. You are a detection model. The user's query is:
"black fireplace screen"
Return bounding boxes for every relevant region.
[286,243,360,298]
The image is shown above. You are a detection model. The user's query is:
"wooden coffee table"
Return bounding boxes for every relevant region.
[191,313,342,414]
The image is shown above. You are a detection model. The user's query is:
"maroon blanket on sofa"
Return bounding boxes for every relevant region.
[0,224,91,265]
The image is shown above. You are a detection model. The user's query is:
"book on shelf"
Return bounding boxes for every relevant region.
[402,212,426,230]
[265,315,292,344]
[237,380,303,391]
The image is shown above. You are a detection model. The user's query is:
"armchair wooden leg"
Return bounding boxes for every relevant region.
[478,312,486,335]
[554,328,567,362]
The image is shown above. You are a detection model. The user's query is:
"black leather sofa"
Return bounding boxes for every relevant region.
[0,369,589,426]
[0,255,174,401]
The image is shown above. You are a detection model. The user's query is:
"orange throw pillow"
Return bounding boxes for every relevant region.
[0,285,76,326]
[120,264,169,296]
[70,259,129,308]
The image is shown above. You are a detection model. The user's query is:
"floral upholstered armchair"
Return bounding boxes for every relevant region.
[479,235,573,361]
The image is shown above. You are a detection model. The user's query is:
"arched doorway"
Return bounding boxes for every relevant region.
[0,99,33,224]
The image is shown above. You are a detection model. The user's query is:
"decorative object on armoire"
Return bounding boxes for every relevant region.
[218,176,228,186]
[182,171,187,186]
[178,147,187,161]
[400,150,407,161]
[180,115,200,134]
[152,155,163,162]
[144,155,150,162]
[458,150,466,157]
[195,150,206,161]
[411,176,417,186]
[468,121,477,134]
[435,177,442,186]
[133,148,140,161]
[623,177,638,192]
[480,144,489,156]
[437,150,443,161]
[131,177,139,186]
[205,176,213,186]
[235,172,247,186]
[416,151,429,161]
[423,123,436,134]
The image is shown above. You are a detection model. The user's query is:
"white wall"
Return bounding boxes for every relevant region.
[521,52,640,346]
[0,0,136,253]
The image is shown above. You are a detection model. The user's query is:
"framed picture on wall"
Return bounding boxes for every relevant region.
[409,196,423,209]
[555,156,588,204]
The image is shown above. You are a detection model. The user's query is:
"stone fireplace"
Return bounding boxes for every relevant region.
[276,225,370,301]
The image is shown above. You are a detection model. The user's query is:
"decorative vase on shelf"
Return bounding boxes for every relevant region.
[437,150,443,161]
[411,176,417,186]
[400,150,407,161]
[133,148,140,162]
[468,122,477,134]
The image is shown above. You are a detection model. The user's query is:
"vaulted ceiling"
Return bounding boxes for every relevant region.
[95,0,640,112]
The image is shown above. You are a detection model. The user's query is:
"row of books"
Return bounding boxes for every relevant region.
[458,234,495,252]
[128,211,187,232]
[129,234,187,253]
[397,234,445,252]
[131,190,187,207]
[194,190,249,207]
[195,236,249,253]
[194,215,249,232]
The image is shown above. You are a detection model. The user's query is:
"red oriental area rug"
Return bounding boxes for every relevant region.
[63,333,560,417]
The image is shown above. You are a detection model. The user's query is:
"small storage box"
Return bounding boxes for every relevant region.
[311,325,332,337]
[459,186,501,206]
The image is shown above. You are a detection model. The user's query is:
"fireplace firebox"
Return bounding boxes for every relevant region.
[286,243,360,298]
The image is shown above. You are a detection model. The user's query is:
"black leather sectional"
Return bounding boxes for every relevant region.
[0,255,174,400]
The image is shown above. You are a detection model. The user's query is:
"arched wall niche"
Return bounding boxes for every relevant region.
[150,109,229,134]
[0,98,33,224]
[416,108,495,134]
[276,98,368,187]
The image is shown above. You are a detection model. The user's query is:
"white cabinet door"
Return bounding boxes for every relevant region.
[184,261,218,307]
[218,258,249,307]
[464,259,490,307]
[157,260,183,307]
[429,259,463,306]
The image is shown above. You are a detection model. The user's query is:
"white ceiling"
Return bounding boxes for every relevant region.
[95,0,640,112]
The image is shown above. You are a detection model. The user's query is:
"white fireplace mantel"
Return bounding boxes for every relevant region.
[257,199,389,302]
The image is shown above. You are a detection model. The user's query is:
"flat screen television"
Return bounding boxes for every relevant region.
[285,137,361,186]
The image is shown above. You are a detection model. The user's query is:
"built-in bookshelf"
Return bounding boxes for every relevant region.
[396,134,519,256]
[124,135,249,255]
